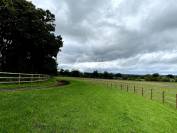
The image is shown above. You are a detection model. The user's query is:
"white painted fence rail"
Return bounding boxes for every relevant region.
[0,72,50,84]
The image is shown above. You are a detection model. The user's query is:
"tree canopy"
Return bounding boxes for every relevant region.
[0,0,63,75]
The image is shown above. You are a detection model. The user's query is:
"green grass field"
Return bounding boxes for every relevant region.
[0,77,177,133]
[101,79,177,108]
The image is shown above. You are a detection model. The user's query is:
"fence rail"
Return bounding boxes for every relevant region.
[0,72,49,84]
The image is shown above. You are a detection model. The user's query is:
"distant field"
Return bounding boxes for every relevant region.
[0,77,177,132]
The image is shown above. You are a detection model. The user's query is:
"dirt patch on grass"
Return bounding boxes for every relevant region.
[56,80,70,86]
[0,80,70,92]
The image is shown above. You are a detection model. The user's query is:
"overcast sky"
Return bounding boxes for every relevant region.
[32,0,177,74]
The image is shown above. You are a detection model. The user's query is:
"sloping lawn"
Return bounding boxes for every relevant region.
[0,77,177,133]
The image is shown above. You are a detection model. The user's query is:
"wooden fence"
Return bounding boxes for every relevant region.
[106,82,177,109]
[0,72,49,84]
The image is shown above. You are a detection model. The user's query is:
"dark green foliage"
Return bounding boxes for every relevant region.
[152,73,160,77]
[167,74,174,78]
[0,0,63,75]
[92,70,99,78]
[70,70,81,77]
[102,71,114,79]
[115,73,122,78]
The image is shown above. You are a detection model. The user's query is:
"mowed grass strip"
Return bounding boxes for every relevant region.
[0,77,177,133]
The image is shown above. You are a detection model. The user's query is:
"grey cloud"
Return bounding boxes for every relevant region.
[145,0,177,32]
[32,0,177,74]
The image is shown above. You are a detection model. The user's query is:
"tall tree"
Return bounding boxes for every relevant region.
[0,0,63,74]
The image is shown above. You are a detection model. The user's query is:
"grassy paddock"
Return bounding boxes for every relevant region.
[0,77,177,132]
[82,78,177,109]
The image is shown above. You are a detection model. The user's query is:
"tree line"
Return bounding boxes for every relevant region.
[58,69,177,82]
[0,0,63,75]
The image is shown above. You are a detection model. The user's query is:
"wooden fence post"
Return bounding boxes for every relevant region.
[111,83,112,88]
[18,73,21,85]
[151,89,153,100]
[134,86,135,93]
[38,74,41,81]
[176,94,177,109]
[31,74,33,83]
[127,85,129,92]
[121,84,122,90]
[162,91,165,104]
[31,74,33,88]
[142,88,144,96]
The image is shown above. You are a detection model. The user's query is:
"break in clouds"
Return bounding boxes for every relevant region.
[32,0,177,74]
